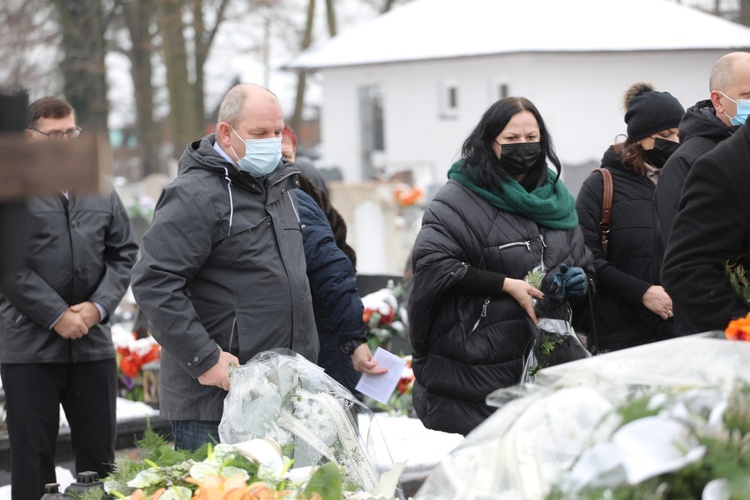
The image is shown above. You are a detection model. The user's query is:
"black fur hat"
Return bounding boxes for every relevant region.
[623,82,685,142]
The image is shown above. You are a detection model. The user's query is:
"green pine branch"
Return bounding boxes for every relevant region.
[726,261,750,308]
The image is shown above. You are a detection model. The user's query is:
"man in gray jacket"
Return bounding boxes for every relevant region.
[131,84,318,451]
[0,96,138,500]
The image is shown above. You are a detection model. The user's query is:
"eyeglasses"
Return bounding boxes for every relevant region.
[32,126,82,141]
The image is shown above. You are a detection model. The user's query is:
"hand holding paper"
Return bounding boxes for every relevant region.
[355,347,406,404]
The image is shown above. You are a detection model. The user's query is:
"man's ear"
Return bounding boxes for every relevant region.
[217,122,233,148]
[710,90,725,115]
[25,129,35,142]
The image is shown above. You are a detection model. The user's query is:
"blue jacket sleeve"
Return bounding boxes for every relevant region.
[296,190,366,343]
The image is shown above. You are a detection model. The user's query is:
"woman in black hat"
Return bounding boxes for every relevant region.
[576,82,685,352]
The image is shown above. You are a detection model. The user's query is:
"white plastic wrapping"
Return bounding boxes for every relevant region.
[218,348,404,498]
[415,335,750,499]
[520,316,589,385]
[521,265,590,385]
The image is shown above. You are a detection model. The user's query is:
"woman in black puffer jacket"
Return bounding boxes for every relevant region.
[576,82,685,352]
[408,97,594,436]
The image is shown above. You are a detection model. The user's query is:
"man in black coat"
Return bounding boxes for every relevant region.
[0,97,138,500]
[656,51,750,335]
[656,51,750,245]
[662,121,750,334]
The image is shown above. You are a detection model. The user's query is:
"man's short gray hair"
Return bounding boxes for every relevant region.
[217,84,280,129]
[217,85,247,129]
[709,52,750,93]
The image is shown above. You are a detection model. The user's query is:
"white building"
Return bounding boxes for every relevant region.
[286,0,750,194]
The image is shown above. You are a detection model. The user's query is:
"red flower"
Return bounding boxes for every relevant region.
[119,354,141,378]
[380,309,395,325]
[397,377,411,395]
[117,342,161,378]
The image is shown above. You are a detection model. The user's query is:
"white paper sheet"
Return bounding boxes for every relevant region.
[355,347,408,404]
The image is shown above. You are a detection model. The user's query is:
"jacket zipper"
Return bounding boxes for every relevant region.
[62,195,76,307]
[654,207,662,283]
[471,297,491,332]
[498,240,531,251]
[539,234,547,270]
[287,191,301,228]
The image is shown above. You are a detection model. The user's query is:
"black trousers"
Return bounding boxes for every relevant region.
[1,359,117,500]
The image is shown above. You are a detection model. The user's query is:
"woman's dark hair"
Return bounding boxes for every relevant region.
[612,139,649,176]
[460,97,561,191]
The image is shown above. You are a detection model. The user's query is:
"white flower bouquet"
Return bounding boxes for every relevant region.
[218,348,404,499]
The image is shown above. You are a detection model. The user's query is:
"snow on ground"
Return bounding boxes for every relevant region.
[0,398,160,499]
[372,414,463,482]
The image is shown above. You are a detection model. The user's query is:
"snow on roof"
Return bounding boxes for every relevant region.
[285,0,750,70]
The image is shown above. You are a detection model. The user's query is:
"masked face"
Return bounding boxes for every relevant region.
[230,128,282,176]
[497,142,543,177]
[644,137,679,168]
[493,111,543,178]
[720,91,750,126]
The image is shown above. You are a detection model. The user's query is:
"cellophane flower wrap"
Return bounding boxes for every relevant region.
[520,265,590,384]
[218,348,403,498]
[416,335,750,500]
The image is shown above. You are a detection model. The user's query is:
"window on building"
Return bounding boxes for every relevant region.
[440,80,459,119]
[492,78,510,102]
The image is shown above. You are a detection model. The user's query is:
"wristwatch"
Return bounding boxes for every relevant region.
[340,338,366,355]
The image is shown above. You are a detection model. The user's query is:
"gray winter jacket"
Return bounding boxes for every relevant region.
[0,187,138,363]
[131,135,319,421]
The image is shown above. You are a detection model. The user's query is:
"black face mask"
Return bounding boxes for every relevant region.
[644,138,679,168]
[498,142,543,177]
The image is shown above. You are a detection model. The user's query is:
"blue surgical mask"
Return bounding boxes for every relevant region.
[720,92,750,126]
[230,128,282,176]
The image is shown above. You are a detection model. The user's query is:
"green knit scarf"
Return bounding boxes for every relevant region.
[447,160,578,230]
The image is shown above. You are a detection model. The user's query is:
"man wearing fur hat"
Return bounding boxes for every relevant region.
[575,82,685,352]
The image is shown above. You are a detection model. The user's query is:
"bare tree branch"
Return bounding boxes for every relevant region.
[325,0,337,36]
[381,0,396,14]
[290,0,316,132]
[204,0,232,52]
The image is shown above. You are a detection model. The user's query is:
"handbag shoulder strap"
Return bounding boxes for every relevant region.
[591,168,613,258]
